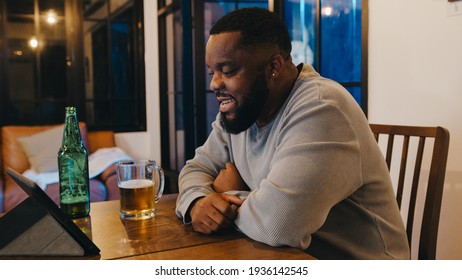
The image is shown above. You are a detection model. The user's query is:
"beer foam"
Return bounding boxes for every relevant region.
[119,179,153,189]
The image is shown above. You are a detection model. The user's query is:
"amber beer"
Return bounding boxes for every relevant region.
[119,179,157,219]
[117,160,165,220]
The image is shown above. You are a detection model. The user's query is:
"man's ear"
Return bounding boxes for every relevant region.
[269,53,285,79]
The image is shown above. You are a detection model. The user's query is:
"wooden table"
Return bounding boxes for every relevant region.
[75,193,315,260]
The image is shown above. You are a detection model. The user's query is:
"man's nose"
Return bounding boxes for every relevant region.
[210,72,224,91]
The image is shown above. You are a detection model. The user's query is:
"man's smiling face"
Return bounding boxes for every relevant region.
[206,31,270,134]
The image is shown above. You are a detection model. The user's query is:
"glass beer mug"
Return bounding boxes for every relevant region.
[116,160,165,220]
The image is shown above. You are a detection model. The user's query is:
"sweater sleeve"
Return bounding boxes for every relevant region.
[175,114,231,223]
[234,95,364,250]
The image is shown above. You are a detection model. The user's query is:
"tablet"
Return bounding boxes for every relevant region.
[5,168,100,256]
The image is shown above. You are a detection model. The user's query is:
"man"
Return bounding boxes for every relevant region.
[175,7,410,259]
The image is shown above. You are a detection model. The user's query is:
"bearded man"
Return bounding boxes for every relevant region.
[175,7,410,260]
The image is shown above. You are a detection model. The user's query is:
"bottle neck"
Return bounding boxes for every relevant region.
[62,109,83,147]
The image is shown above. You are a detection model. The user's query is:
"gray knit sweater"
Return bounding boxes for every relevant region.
[176,64,410,259]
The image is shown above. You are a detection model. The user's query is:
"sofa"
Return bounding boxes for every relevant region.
[0,123,120,213]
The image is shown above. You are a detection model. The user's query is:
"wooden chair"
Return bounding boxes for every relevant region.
[369,124,450,259]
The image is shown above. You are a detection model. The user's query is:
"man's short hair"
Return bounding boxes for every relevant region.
[210,7,292,59]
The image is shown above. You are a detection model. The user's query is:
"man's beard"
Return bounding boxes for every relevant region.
[220,72,269,134]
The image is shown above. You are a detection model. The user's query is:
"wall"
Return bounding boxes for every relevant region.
[369,0,462,259]
[126,0,462,259]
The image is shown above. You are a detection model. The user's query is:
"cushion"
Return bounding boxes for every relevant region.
[1,123,88,179]
[16,125,64,173]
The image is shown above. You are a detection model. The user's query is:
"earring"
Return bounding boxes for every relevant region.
[271,73,275,78]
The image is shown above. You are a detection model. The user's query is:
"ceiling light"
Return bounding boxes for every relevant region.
[322,6,333,16]
[46,10,57,24]
[29,37,38,49]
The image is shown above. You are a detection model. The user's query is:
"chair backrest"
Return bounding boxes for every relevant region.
[369,124,450,260]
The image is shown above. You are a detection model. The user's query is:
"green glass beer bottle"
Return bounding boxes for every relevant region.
[58,107,90,218]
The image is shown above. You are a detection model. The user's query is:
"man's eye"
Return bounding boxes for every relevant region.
[223,69,236,76]
[208,71,214,76]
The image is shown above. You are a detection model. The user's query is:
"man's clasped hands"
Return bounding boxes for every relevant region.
[189,162,249,234]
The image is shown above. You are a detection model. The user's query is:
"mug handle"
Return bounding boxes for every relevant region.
[155,165,165,202]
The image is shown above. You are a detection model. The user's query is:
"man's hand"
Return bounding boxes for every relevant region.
[190,193,243,234]
[213,162,249,193]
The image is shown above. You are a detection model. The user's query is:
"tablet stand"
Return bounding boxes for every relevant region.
[0,168,100,257]
[0,197,86,256]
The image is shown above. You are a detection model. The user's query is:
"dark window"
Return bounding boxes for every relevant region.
[284,0,366,109]
[83,0,146,132]
[0,0,67,125]
[0,0,146,132]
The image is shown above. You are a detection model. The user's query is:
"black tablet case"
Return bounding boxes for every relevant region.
[0,168,100,256]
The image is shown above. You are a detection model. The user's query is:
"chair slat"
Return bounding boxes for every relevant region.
[406,136,426,245]
[385,134,394,170]
[396,136,410,209]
